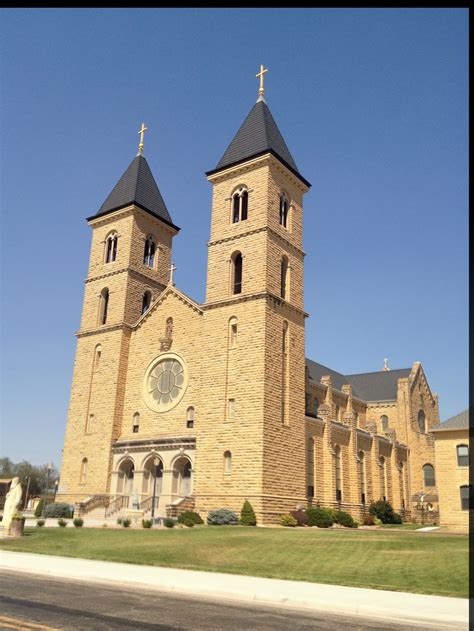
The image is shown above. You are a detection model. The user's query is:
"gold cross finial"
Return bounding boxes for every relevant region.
[256,64,269,99]
[137,122,148,155]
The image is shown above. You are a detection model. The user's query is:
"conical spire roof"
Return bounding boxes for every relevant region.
[208,99,309,186]
[89,154,178,229]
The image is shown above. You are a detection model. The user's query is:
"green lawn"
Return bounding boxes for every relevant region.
[0,526,468,598]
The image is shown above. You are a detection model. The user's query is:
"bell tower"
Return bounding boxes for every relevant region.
[58,126,179,505]
[196,69,311,522]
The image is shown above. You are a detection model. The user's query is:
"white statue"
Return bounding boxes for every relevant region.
[2,477,23,535]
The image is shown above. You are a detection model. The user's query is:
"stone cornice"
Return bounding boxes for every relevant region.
[87,204,179,236]
[208,225,305,257]
[76,322,133,338]
[203,291,308,319]
[112,436,196,452]
[85,266,166,288]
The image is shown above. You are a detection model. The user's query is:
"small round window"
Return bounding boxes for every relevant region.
[143,353,188,412]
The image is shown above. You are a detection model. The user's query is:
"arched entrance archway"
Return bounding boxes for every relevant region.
[172,456,192,497]
[117,459,134,496]
[142,456,164,497]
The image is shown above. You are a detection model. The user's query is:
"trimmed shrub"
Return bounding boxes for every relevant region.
[163,518,175,528]
[392,512,402,524]
[122,518,131,528]
[362,513,375,526]
[207,508,239,525]
[57,519,68,527]
[34,500,45,518]
[181,517,195,527]
[306,507,334,528]
[369,500,400,524]
[334,510,357,528]
[73,518,84,528]
[374,516,383,526]
[116,518,122,525]
[290,510,308,527]
[177,511,204,526]
[240,501,257,526]
[142,519,152,529]
[45,503,72,519]
[36,519,45,527]
[280,514,298,527]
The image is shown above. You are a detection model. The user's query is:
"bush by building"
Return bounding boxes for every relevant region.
[163,518,175,528]
[306,507,334,528]
[142,519,152,528]
[240,501,257,526]
[44,503,72,519]
[369,500,401,524]
[36,519,45,527]
[177,511,204,526]
[57,519,68,527]
[290,509,308,526]
[207,508,239,525]
[280,514,298,527]
[73,518,84,527]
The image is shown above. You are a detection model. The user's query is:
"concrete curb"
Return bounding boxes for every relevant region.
[0,551,468,629]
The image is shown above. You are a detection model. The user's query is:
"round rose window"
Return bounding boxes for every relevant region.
[143,354,187,412]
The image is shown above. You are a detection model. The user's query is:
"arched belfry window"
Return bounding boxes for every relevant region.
[418,410,426,434]
[279,194,289,228]
[232,187,249,223]
[99,288,109,325]
[280,256,289,299]
[105,233,118,263]
[141,291,152,315]
[143,236,156,268]
[231,252,243,295]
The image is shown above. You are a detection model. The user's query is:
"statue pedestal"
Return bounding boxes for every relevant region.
[125,509,144,525]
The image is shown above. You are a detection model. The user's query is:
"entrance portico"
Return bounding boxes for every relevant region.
[110,437,195,517]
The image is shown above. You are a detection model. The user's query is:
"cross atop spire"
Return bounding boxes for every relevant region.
[383,358,390,371]
[256,64,269,102]
[137,122,148,155]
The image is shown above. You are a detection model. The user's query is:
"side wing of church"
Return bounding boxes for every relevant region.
[58,77,440,524]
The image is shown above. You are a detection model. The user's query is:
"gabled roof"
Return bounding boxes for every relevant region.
[88,155,179,230]
[430,408,470,432]
[207,99,310,187]
[305,358,411,402]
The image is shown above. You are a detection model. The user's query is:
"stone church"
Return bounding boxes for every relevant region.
[58,74,440,524]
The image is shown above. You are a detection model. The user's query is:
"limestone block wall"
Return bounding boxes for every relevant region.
[433,430,469,531]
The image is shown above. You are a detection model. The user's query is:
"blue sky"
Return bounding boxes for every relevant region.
[1,9,468,467]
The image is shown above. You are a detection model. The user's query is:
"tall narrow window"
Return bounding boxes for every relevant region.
[232,252,243,295]
[86,414,94,433]
[224,450,232,474]
[335,405,340,421]
[418,410,426,433]
[93,344,101,372]
[423,463,435,487]
[380,456,386,500]
[359,450,366,504]
[279,195,289,228]
[314,398,319,417]
[141,291,151,315]
[228,399,235,421]
[186,407,195,429]
[282,322,289,425]
[380,415,389,432]
[280,256,289,299]
[80,458,88,484]
[399,461,405,509]
[143,236,156,268]
[99,288,109,325]
[105,233,118,263]
[132,413,140,433]
[335,445,342,502]
[457,445,469,467]
[229,317,238,349]
[231,188,249,223]
[460,485,471,510]
[307,438,315,498]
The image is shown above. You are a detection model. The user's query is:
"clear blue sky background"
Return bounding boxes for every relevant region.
[1,9,468,468]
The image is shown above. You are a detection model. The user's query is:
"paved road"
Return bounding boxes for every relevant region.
[0,571,437,630]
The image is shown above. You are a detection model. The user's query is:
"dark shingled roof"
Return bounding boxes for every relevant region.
[90,155,177,229]
[208,99,309,186]
[431,408,470,432]
[305,358,412,402]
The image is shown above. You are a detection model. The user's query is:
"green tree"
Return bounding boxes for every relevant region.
[240,500,257,526]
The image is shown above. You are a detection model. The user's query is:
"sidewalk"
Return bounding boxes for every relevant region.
[0,550,468,629]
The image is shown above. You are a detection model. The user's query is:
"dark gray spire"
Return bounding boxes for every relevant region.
[207,100,309,186]
[89,155,178,229]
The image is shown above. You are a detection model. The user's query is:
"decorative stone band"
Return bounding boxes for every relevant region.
[112,436,196,456]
